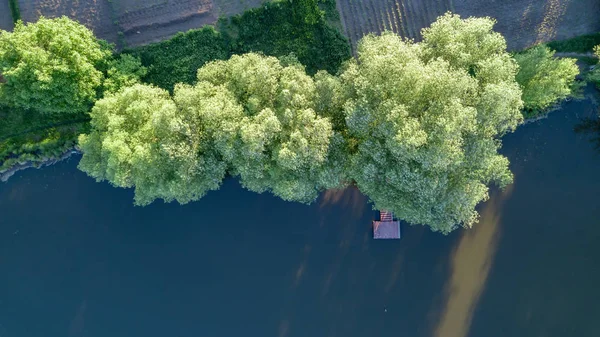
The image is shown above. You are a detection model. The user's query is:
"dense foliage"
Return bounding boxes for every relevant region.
[2,9,588,233]
[81,15,528,233]
[79,54,347,204]
[343,14,524,233]
[514,46,579,115]
[0,17,111,114]
[588,45,600,88]
[196,54,346,202]
[546,33,600,53]
[0,105,88,171]
[126,27,229,92]
[78,84,235,205]
[102,54,148,94]
[0,17,148,172]
[222,0,351,76]
[127,0,351,92]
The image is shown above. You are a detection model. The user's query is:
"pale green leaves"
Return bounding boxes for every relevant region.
[79,15,532,233]
[514,45,579,113]
[79,84,234,205]
[198,54,343,203]
[345,17,523,233]
[0,17,111,114]
[80,54,346,205]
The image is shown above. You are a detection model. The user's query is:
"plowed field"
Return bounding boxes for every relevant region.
[337,0,600,51]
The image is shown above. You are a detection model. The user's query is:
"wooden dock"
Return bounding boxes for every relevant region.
[373,210,401,239]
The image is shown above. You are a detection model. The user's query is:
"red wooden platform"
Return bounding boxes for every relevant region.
[373,210,401,239]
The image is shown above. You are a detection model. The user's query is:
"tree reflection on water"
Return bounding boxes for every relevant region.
[574,115,600,152]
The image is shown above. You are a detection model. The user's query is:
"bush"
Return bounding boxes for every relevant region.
[222,0,351,75]
[587,45,600,88]
[102,54,147,94]
[124,27,229,92]
[546,33,600,53]
[0,105,88,170]
[514,45,580,116]
[125,0,351,92]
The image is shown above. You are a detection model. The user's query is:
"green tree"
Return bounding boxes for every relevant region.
[343,18,523,233]
[78,84,236,205]
[514,45,580,114]
[197,53,346,202]
[0,16,111,114]
[587,45,600,87]
[102,54,147,94]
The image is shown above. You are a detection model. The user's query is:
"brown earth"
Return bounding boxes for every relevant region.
[337,0,600,51]
[0,0,14,31]
[114,0,216,46]
[12,0,266,47]
[16,0,120,43]
[8,0,600,50]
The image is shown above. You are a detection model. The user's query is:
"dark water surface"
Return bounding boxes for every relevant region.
[1,87,599,337]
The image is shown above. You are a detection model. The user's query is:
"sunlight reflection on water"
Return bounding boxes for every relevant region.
[432,185,514,337]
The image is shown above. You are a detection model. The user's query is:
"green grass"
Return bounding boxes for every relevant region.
[546,33,600,53]
[8,0,20,23]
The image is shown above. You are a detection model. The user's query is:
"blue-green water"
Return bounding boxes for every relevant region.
[1,87,599,337]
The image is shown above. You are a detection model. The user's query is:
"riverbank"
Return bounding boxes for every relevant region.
[0,148,80,182]
[0,7,597,184]
[1,81,599,337]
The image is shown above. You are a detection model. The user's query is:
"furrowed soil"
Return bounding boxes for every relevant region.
[13,0,266,47]
[337,0,600,51]
[8,0,600,50]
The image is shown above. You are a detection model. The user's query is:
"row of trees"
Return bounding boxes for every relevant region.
[0,14,581,233]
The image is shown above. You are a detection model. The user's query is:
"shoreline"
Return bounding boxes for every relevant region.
[0,148,81,182]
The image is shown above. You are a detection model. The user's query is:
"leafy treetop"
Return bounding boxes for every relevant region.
[0,16,111,114]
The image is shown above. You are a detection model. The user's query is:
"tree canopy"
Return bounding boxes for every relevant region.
[0,16,111,114]
[514,45,580,114]
[342,14,523,233]
[196,53,346,203]
[78,84,236,205]
[75,13,584,233]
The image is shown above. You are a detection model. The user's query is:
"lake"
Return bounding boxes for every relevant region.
[1,86,599,337]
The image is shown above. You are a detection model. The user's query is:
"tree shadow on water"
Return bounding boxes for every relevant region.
[574,116,600,153]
